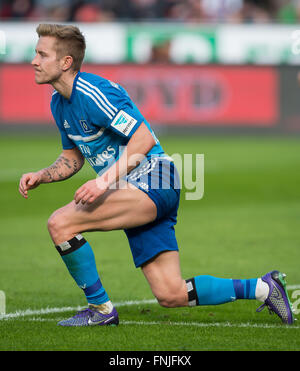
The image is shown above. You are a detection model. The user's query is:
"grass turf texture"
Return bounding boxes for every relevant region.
[0,133,299,351]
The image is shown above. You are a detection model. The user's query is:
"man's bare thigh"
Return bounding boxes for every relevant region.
[49,182,157,241]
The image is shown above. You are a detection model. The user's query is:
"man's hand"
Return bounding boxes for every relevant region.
[74,178,109,205]
[74,123,156,205]
[19,172,42,199]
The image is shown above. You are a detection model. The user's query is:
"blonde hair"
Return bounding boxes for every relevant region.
[36,24,86,72]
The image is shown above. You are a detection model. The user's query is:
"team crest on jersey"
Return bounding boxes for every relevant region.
[111,110,137,137]
[79,119,92,133]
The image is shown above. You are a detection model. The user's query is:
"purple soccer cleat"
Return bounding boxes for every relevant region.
[57,306,119,327]
[256,270,295,325]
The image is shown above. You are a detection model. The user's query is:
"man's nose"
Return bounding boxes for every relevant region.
[31,54,38,66]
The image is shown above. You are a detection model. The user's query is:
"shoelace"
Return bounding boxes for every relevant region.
[257,301,297,321]
[256,303,274,315]
[74,308,94,318]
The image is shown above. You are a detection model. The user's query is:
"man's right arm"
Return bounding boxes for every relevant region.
[19,147,84,199]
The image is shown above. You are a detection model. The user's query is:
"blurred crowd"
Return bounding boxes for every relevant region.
[0,0,299,23]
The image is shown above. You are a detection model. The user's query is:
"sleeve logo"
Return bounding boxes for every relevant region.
[111,110,137,136]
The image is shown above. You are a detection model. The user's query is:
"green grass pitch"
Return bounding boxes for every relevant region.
[0,132,300,351]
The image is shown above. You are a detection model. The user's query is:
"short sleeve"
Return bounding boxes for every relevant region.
[77,77,144,139]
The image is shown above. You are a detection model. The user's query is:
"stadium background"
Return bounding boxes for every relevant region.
[1,0,300,351]
[1,0,300,132]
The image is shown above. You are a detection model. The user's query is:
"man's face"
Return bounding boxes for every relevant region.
[31,36,62,84]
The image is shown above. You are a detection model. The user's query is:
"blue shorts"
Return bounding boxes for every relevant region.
[124,156,181,268]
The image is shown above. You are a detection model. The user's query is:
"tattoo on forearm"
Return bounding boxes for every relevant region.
[41,155,81,183]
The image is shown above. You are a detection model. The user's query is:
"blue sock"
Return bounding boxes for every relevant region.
[186,275,257,306]
[55,235,110,305]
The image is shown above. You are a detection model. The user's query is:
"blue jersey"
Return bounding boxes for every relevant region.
[51,71,164,175]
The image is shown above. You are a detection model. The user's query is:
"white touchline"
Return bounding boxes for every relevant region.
[0,299,157,320]
[122,321,300,329]
[287,284,300,290]
[5,318,300,330]
[0,286,299,321]
[0,297,300,329]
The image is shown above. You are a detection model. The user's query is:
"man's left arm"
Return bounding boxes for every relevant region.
[74,122,156,205]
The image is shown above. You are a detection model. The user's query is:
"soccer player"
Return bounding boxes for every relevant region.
[19,24,295,326]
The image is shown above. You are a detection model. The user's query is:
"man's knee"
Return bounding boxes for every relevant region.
[156,293,182,308]
[155,284,187,308]
[47,209,72,244]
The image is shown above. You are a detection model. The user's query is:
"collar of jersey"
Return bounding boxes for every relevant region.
[68,71,81,104]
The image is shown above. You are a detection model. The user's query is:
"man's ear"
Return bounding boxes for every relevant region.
[61,55,73,71]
